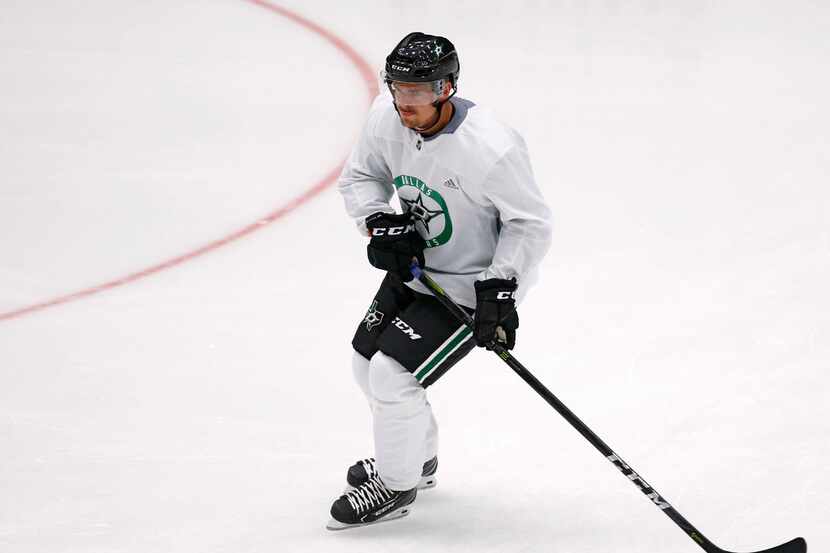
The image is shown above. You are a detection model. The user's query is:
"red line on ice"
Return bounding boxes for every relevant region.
[0,1,378,323]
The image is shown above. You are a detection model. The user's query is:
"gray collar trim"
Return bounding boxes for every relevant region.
[421,97,475,142]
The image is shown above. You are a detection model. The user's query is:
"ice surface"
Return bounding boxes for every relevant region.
[1,1,827,552]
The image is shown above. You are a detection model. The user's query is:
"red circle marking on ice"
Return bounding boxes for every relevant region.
[0,1,378,323]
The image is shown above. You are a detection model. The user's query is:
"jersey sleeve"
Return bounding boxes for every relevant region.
[479,139,553,284]
[337,102,396,235]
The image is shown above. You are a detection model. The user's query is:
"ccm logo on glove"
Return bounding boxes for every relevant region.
[365,211,426,283]
[370,224,414,236]
[473,277,519,349]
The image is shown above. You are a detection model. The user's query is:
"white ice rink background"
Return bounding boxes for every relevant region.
[1,1,828,551]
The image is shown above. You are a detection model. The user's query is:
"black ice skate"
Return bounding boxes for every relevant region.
[327,475,417,531]
[346,456,438,491]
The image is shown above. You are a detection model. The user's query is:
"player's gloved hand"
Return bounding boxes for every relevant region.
[473,278,519,349]
[365,211,425,282]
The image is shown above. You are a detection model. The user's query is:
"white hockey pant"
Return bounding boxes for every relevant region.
[352,350,438,491]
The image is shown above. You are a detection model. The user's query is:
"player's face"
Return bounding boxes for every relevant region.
[390,80,449,129]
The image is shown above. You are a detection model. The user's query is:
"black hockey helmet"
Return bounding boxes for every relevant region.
[384,32,460,88]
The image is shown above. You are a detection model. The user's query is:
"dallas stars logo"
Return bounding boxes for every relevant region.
[393,175,454,248]
[401,193,444,233]
[363,300,384,331]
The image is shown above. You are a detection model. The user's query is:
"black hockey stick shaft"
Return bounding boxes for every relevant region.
[409,263,806,553]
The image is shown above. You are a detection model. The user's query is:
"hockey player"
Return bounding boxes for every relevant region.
[328,32,553,530]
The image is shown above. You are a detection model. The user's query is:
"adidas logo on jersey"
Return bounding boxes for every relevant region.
[442,178,459,190]
[392,317,422,340]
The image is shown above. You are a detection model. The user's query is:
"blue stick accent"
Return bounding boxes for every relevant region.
[409,261,423,279]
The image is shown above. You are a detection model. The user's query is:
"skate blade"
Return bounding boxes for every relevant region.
[325,505,413,531]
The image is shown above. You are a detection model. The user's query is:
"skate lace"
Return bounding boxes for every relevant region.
[345,476,392,513]
[360,458,378,478]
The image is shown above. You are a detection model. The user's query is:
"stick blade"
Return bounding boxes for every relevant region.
[721,537,807,553]
[758,537,807,553]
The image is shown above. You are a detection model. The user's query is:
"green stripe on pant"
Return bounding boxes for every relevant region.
[414,326,473,382]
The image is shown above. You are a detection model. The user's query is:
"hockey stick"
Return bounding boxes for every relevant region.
[409,262,807,553]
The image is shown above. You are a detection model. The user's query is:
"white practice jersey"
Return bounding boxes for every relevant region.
[338,92,553,308]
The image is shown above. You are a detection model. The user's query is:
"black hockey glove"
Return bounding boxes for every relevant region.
[365,211,425,283]
[473,278,519,350]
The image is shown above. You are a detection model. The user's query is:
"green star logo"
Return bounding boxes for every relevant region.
[401,193,444,233]
[394,175,454,248]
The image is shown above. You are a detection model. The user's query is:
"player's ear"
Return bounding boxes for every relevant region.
[441,79,452,99]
